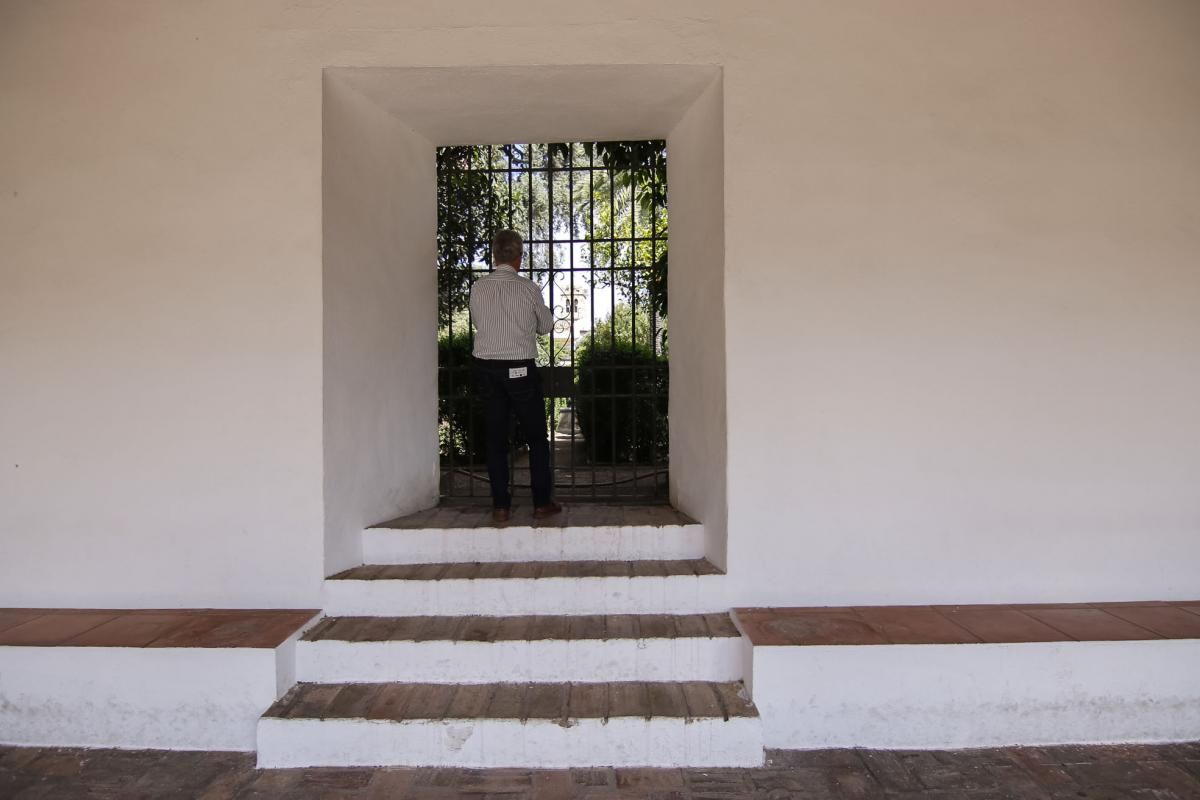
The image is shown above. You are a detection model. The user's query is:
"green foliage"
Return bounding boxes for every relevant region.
[437,141,668,328]
[576,141,668,322]
[437,146,513,326]
[575,328,668,464]
[554,140,667,213]
[587,304,666,358]
[437,330,486,463]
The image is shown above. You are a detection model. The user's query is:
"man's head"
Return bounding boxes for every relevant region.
[491,229,523,268]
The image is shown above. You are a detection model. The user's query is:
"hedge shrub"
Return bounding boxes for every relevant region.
[437,331,487,463]
[575,337,668,464]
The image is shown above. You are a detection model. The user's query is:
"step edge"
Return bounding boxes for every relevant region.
[327,565,727,582]
[299,635,741,644]
[365,524,705,533]
[264,713,760,723]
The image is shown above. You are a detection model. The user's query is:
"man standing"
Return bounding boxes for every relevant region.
[470,229,562,523]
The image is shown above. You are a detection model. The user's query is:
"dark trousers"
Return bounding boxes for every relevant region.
[474,358,552,509]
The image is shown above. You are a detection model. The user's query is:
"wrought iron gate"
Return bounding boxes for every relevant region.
[437,141,668,503]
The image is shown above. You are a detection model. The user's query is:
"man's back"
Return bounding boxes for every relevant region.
[471,229,561,521]
[469,266,554,361]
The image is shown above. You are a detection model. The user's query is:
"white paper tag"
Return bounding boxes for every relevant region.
[508,366,528,379]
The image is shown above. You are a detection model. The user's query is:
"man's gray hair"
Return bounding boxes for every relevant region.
[491,229,524,266]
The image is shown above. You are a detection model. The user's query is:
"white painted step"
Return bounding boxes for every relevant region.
[363,523,705,564]
[322,560,728,616]
[295,614,745,683]
[256,681,764,768]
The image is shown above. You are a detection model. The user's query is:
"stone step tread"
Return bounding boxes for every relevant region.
[303,613,740,643]
[375,504,697,531]
[330,558,722,581]
[264,681,757,722]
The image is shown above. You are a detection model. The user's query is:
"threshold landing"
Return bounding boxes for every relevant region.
[376,504,695,530]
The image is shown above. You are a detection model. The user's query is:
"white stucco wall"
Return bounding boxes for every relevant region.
[0,0,326,607]
[749,640,1200,749]
[719,1,1200,605]
[322,74,438,575]
[0,644,291,750]
[667,76,728,568]
[1,1,1198,608]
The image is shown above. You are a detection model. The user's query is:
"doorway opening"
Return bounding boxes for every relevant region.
[437,141,669,503]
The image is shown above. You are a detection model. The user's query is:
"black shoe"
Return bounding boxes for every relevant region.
[532,502,562,519]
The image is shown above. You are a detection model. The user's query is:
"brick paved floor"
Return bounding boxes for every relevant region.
[2,743,1199,799]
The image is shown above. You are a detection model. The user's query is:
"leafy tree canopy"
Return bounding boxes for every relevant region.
[437,141,668,330]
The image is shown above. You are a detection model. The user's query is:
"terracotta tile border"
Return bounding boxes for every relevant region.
[733,601,1200,647]
[0,609,319,648]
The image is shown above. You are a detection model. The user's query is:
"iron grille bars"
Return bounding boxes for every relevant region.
[436,141,669,503]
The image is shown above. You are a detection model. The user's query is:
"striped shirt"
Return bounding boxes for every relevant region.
[470,264,554,360]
